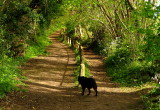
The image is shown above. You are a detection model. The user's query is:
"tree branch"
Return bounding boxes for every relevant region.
[91,18,113,37]
[1,0,7,12]
[125,0,134,11]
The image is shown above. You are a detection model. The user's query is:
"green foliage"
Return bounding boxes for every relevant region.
[54,0,160,88]
[56,3,159,110]
[0,1,159,109]
[65,22,75,38]
[72,48,81,85]
[25,32,50,58]
[105,47,131,67]
[84,60,91,77]
[0,28,52,98]
[82,1,160,87]
[106,60,153,86]
[0,56,25,98]
[74,49,81,65]
[142,85,160,110]
[0,0,64,98]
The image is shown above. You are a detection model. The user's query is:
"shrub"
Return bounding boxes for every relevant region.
[105,48,131,68]
[142,86,160,110]
[0,56,24,98]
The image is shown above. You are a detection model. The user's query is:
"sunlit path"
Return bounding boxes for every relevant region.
[0,32,151,110]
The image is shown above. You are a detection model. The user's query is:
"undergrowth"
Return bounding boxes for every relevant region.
[0,27,55,98]
[0,56,25,98]
[88,38,157,87]
[142,84,160,110]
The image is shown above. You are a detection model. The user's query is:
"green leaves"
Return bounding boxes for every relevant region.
[142,87,160,110]
[0,0,63,98]
[0,56,23,98]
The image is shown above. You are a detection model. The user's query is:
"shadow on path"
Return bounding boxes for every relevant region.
[0,31,149,110]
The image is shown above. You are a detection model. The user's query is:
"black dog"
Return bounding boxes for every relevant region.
[78,76,98,96]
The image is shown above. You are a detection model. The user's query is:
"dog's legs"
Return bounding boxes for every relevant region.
[82,87,85,95]
[94,88,98,96]
[87,88,91,95]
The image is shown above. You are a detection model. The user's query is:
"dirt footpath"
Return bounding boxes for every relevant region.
[0,32,147,110]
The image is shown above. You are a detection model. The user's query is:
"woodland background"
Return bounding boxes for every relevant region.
[0,0,160,109]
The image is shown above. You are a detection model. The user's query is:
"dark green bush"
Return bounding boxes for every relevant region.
[142,86,160,110]
[105,48,131,68]
[104,46,154,86]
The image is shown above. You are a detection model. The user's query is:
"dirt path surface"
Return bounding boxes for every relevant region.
[0,32,146,110]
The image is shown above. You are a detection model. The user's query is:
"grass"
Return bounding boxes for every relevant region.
[0,56,26,98]
[0,26,54,98]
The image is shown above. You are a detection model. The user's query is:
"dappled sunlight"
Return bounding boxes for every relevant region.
[1,0,159,109]
[98,86,151,93]
[0,32,147,110]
